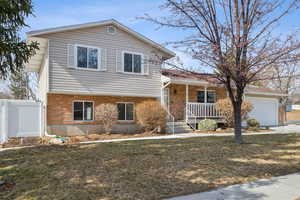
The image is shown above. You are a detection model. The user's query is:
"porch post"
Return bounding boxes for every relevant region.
[186,84,189,123]
[204,85,207,119]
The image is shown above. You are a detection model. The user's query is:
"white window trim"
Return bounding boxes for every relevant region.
[197,90,217,103]
[74,44,101,71]
[72,100,94,121]
[121,51,144,75]
[117,102,134,122]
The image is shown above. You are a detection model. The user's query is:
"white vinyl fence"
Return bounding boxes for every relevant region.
[0,100,44,143]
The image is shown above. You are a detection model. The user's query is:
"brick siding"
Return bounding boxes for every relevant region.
[47,93,157,125]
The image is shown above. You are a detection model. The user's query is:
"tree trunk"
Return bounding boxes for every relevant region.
[233,102,243,144]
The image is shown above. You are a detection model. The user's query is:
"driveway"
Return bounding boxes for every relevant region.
[272,124,300,134]
[166,172,300,200]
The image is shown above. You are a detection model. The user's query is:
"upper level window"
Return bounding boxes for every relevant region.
[77,46,99,69]
[123,52,142,73]
[73,101,94,121]
[197,91,216,103]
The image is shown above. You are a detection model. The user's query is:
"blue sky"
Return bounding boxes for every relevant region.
[1,0,299,93]
[21,0,300,70]
[21,0,201,69]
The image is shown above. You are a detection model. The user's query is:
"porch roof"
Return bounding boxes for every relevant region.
[162,69,218,84]
[161,69,288,96]
[161,69,218,86]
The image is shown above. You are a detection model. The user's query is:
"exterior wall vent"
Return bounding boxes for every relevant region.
[107,26,117,35]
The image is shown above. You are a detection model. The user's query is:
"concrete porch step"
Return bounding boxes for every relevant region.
[167,121,187,126]
[166,121,194,134]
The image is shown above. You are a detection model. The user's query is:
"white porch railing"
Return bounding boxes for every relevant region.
[185,107,197,130]
[162,106,175,135]
[186,102,221,118]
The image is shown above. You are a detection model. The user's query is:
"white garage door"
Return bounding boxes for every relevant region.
[246,97,278,126]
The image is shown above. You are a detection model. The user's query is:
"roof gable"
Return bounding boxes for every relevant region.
[26,19,175,59]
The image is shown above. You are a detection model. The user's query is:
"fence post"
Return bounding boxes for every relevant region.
[1,100,8,143]
[40,102,45,137]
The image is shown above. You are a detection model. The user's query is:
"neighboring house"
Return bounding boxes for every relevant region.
[290,95,300,111]
[0,92,11,99]
[26,19,287,136]
[290,77,300,110]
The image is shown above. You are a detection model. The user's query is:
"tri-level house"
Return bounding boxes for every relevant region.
[26,19,175,135]
[26,19,287,136]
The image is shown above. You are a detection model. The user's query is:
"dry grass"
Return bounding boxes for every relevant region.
[287,110,300,121]
[1,134,300,200]
[195,128,271,134]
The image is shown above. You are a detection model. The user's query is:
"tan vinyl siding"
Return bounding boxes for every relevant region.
[37,26,166,97]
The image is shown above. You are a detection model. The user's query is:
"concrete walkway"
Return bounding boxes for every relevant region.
[166,172,300,200]
[80,131,275,144]
[80,124,300,144]
[1,125,299,152]
[272,124,300,134]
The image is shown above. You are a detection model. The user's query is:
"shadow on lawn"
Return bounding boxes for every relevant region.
[0,134,300,200]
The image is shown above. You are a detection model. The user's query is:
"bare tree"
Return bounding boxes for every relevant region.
[142,0,300,143]
[263,57,300,105]
[259,54,300,121]
[9,64,37,100]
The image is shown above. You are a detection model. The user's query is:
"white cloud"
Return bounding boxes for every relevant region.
[170,50,213,73]
[174,51,198,67]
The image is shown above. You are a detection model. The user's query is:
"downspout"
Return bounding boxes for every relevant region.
[43,39,56,138]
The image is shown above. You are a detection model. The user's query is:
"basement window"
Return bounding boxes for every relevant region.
[73,101,94,121]
[117,102,134,121]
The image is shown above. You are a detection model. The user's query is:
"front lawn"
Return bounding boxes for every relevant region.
[1,134,300,200]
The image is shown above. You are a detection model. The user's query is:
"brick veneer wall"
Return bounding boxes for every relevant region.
[46,93,157,135]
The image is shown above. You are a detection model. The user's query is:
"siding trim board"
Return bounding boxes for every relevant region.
[49,91,161,98]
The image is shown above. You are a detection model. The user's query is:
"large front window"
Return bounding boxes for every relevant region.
[123,52,142,73]
[77,46,99,69]
[117,103,134,121]
[73,101,94,121]
[197,91,216,103]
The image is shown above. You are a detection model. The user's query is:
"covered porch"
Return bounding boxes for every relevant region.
[161,75,227,122]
